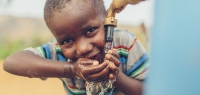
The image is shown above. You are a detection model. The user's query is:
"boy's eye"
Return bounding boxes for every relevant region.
[61,39,73,45]
[86,28,96,35]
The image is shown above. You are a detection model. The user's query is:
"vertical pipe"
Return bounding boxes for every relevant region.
[145,0,200,95]
[104,25,114,53]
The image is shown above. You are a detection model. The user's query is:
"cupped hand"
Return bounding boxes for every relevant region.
[105,49,121,80]
[70,58,110,82]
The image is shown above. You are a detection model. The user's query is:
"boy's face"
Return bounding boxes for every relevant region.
[50,2,106,61]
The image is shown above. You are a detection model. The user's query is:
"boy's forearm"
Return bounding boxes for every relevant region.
[3,50,72,78]
[114,71,143,95]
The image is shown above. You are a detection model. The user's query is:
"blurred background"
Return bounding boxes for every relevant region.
[0,0,154,95]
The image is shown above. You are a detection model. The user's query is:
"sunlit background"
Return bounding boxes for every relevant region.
[0,0,154,95]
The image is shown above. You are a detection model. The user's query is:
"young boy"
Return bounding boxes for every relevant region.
[3,0,149,95]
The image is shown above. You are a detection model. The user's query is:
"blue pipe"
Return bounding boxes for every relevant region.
[144,0,200,95]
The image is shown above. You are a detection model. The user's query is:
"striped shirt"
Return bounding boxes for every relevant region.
[25,30,150,95]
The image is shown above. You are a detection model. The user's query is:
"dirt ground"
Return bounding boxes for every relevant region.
[0,60,67,95]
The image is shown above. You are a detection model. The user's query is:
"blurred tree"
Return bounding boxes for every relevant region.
[0,0,12,7]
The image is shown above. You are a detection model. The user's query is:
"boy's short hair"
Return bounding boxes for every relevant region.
[44,0,106,29]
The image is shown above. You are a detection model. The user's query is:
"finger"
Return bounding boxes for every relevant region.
[93,61,99,65]
[79,59,99,66]
[87,72,109,82]
[94,75,109,82]
[109,73,116,80]
[105,54,120,67]
[86,64,110,81]
[79,58,94,65]
[82,60,109,75]
[107,49,120,59]
[109,62,119,75]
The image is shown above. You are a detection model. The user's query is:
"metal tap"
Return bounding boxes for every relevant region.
[104,0,145,53]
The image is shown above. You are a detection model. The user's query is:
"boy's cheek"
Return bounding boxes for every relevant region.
[61,48,74,60]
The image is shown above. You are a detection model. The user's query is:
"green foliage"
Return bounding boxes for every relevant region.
[31,35,47,47]
[0,0,12,7]
[0,40,25,59]
[0,16,54,60]
[0,36,49,60]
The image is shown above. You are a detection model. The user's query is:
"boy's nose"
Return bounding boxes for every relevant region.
[76,40,93,56]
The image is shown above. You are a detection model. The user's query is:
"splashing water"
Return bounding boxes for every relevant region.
[86,79,115,95]
[85,42,116,95]
[104,42,112,53]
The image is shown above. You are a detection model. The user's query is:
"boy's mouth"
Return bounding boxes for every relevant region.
[91,53,100,60]
[89,52,104,62]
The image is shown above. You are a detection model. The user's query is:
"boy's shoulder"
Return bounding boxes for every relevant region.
[114,29,135,37]
[113,29,136,46]
[114,29,136,40]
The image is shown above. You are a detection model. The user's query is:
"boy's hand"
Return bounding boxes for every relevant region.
[105,49,121,80]
[70,58,110,82]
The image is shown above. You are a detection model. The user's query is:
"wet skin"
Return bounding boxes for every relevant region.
[51,2,105,61]
[49,1,120,81]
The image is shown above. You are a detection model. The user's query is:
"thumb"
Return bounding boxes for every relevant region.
[92,60,99,65]
[79,58,99,65]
